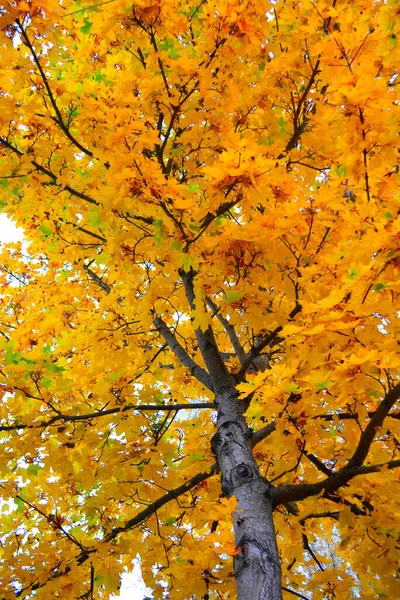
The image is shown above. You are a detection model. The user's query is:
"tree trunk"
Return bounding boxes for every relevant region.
[212,386,282,600]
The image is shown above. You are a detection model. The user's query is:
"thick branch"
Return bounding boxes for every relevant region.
[237,302,301,380]
[206,297,247,364]
[348,381,400,468]
[299,511,339,526]
[314,410,400,421]
[179,269,234,392]
[102,465,217,544]
[250,420,276,446]
[153,316,213,391]
[272,459,400,507]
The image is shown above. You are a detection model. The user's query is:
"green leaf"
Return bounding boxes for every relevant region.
[4,342,20,365]
[374,283,386,291]
[27,464,42,476]
[188,182,201,194]
[346,267,358,280]
[190,452,203,461]
[14,497,25,513]
[334,164,347,177]
[39,223,52,238]
[41,375,53,389]
[46,362,66,374]
[153,219,164,245]
[224,290,244,303]
[158,38,179,59]
[171,240,182,251]
[80,18,93,34]
[107,369,125,383]
[89,207,101,228]
[277,116,289,133]
[165,517,176,526]
[284,383,300,393]
[316,381,335,389]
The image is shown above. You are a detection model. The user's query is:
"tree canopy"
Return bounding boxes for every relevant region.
[0,0,399,598]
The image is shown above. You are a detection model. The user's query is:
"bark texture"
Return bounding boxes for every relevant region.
[212,387,282,600]
[169,269,282,598]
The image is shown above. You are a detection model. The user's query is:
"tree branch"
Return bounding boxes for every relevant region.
[0,403,216,432]
[187,196,242,246]
[250,420,276,446]
[17,20,93,158]
[83,262,111,294]
[314,410,400,422]
[205,297,247,364]
[348,381,400,468]
[298,511,339,526]
[153,316,213,391]
[102,465,218,543]
[0,137,99,205]
[272,459,400,507]
[237,302,301,380]
[179,269,234,392]
[281,587,310,600]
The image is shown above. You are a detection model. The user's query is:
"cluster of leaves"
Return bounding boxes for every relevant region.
[0,0,399,598]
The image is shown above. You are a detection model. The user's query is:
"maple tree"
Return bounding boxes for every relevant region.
[0,0,399,598]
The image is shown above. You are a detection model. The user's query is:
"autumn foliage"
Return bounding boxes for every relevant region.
[0,0,399,598]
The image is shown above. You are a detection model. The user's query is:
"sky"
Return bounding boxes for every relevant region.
[0,214,24,243]
[0,212,150,599]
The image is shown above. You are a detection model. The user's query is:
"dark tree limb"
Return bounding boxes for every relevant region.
[179,269,234,392]
[281,586,310,600]
[272,459,400,507]
[0,402,217,432]
[299,511,339,526]
[83,262,111,294]
[186,195,243,248]
[302,532,324,571]
[237,302,302,380]
[348,381,400,468]
[102,465,218,543]
[153,316,213,391]
[17,20,94,158]
[0,136,99,205]
[205,297,247,364]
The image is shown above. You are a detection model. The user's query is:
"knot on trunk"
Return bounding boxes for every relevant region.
[234,463,254,481]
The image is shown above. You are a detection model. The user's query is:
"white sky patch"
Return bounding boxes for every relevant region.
[112,561,152,600]
[0,214,24,243]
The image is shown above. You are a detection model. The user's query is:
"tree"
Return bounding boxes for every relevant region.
[0,0,399,598]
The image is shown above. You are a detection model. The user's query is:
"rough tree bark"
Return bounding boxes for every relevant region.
[176,269,282,599]
[213,387,282,600]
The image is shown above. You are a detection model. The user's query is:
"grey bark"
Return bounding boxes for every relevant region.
[176,269,282,599]
[212,387,282,600]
